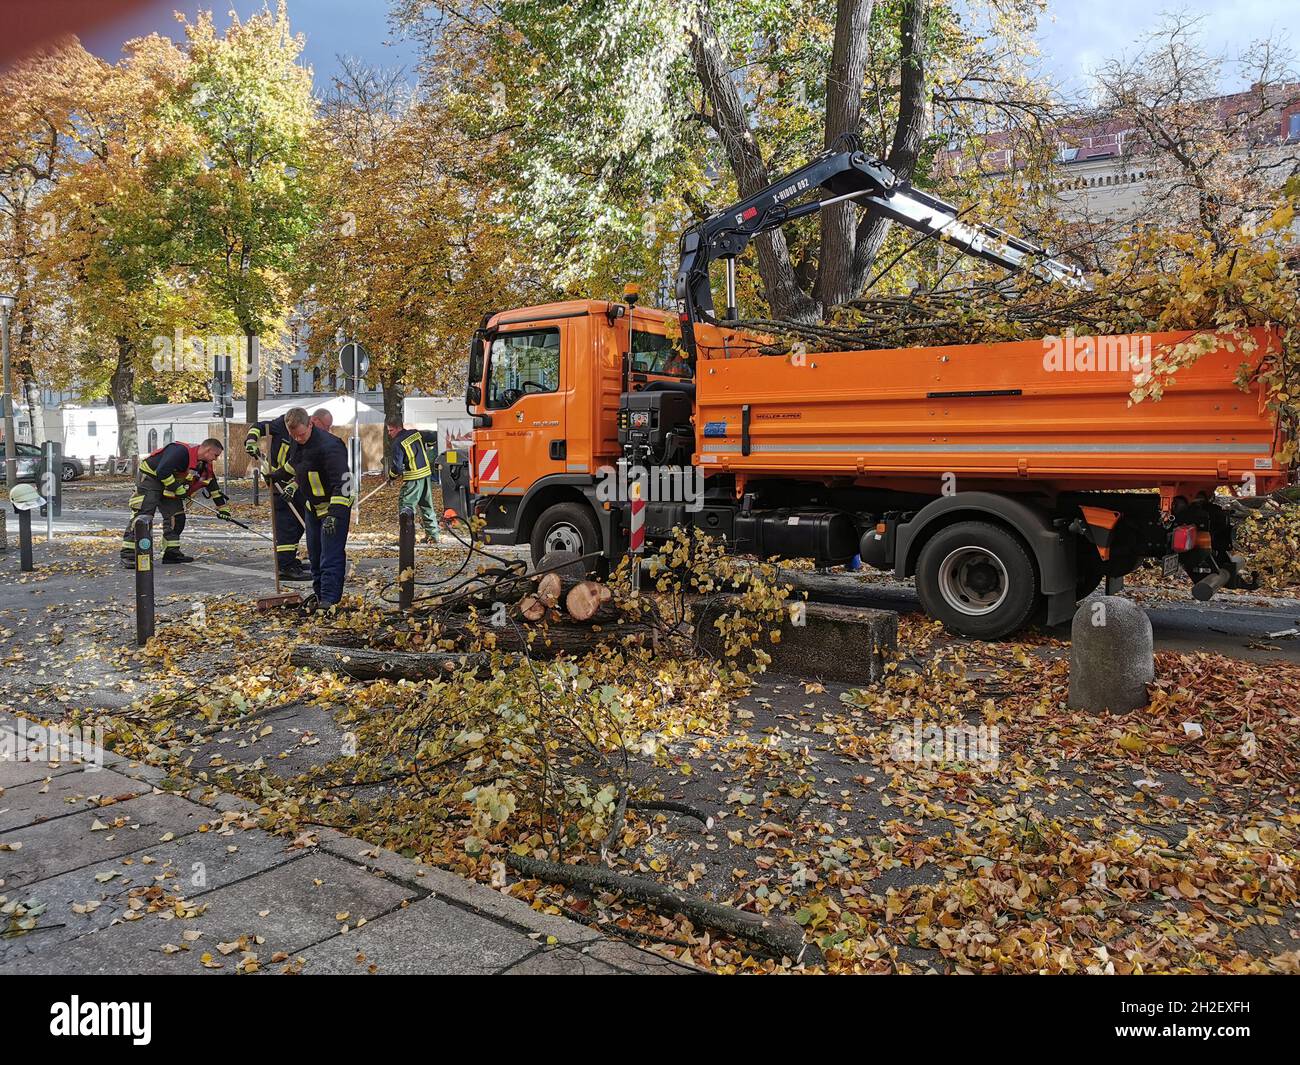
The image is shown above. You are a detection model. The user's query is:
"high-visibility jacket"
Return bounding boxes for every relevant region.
[139,442,228,506]
[389,428,432,482]
[245,415,296,483]
[291,427,352,518]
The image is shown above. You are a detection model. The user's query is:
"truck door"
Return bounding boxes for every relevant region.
[473,322,567,499]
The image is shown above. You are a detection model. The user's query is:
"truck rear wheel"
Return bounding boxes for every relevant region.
[916,521,1038,639]
[530,502,600,571]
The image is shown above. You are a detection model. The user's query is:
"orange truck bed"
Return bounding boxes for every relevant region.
[694,325,1287,495]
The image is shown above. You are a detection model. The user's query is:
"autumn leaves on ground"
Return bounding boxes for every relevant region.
[50,526,1292,976]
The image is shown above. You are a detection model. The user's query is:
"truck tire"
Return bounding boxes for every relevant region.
[530,502,600,571]
[916,521,1038,639]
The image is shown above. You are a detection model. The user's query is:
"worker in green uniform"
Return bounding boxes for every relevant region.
[385,419,442,543]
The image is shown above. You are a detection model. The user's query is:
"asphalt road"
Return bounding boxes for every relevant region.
[4,476,1298,663]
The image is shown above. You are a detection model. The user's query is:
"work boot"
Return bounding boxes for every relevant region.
[160,549,195,564]
[298,592,320,613]
[278,558,313,581]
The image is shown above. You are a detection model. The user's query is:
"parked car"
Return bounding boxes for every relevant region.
[10,442,84,484]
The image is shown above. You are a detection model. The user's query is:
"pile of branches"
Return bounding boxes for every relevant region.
[281,533,825,964]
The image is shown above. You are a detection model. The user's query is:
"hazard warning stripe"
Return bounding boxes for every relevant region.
[478,448,500,482]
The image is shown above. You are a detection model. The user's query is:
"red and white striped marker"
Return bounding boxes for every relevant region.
[477,448,500,483]
[629,479,645,595]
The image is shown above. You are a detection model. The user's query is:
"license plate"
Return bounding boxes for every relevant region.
[1161,553,1180,577]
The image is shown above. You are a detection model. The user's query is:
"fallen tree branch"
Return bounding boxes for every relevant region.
[505,852,823,966]
[629,799,714,829]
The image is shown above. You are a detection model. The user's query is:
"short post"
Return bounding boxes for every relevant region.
[1067,595,1153,714]
[17,506,33,571]
[628,476,645,596]
[134,514,155,645]
[398,506,415,610]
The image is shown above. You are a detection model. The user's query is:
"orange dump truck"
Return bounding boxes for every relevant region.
[463,144,1294,637]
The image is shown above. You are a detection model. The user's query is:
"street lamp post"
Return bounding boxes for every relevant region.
[1,293,17,491]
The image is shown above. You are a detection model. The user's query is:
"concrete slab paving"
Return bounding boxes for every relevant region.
[290,895,542,975]
[0,791,212,888]
[0,766,150,833]
[0,821,299,965]
[9,851,417,974]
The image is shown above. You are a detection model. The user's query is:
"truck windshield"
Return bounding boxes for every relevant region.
[631,330,692,378]
[486,327,560,409]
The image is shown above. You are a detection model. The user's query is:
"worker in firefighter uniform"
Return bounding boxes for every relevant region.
[287,417,352,609]
[245,407,312,581]
[119,438,230,567]
[385,419,442,543]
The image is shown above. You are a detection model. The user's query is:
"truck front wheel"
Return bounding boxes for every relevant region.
[916,521,1038,639]
[530,502,600,570]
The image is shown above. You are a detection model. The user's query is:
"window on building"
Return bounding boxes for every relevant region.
[291,368,300,393]
[1289,113,1300,141]
[87,421,97,437]
[164,427,173,444]
[147,428,158,451]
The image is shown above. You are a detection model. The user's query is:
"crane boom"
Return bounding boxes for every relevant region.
[673,138,1088,356]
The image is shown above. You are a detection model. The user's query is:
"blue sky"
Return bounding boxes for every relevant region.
[79,1,1293,95]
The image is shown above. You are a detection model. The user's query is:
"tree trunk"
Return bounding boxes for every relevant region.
[16,305,45,446]
[110,337,139,461]
[850,0,929,297]
[381,367,405,426]
[818,0,874,311]
[689,4,818,324]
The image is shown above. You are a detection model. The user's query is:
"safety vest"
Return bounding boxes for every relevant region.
[392,428,432,481]
[140,443,215,499]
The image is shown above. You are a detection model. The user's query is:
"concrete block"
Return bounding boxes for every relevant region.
[696,597,897,684]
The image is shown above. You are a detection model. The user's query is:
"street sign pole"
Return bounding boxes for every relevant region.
[338,341,370,529]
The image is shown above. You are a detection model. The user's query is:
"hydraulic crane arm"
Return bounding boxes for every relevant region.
[673,138,1088,355]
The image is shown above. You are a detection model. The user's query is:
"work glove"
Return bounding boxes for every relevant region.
[281,480,298,499]
[322,514,338,537]
[218,504,232,520]
[173,482,189,497]
[245,438,259,457]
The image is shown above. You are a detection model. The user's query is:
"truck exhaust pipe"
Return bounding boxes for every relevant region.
[1191,567,1231,602]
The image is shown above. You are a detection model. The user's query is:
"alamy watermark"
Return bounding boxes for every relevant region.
[1042,331,1152,379]
[889,719,999,769]
[595,463,705,512]
[0,722,104,771]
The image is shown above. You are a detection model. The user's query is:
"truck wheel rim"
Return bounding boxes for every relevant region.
[937,547,1009,616]
[545,523,583,555]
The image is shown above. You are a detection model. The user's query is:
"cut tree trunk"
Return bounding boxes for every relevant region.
[565,579,615,622]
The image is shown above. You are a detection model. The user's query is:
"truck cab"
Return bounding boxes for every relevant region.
[465,299,691,565]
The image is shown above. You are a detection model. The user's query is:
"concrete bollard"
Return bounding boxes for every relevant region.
[1067,595,1153,713]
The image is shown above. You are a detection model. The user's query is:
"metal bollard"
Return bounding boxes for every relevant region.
[18,507,33,571]
[398,507,415,610]
[134,514,155,644]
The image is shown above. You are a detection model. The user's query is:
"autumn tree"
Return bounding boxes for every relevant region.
[300,59,512,420]
[166,1,319,426]
[394,0,1058,322]
[39,35,231,459]
[0,46,88,445]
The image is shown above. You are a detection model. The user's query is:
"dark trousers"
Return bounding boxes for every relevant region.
[121,475,185,556]
[273,488,305,567]
[304,508,350,605]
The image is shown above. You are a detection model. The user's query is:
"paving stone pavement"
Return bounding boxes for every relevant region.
[0,716,697,975]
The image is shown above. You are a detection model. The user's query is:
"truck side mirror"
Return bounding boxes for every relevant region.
[466,383,481,406]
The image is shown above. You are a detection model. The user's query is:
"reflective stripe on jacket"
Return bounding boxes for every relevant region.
[390,428,432,481]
